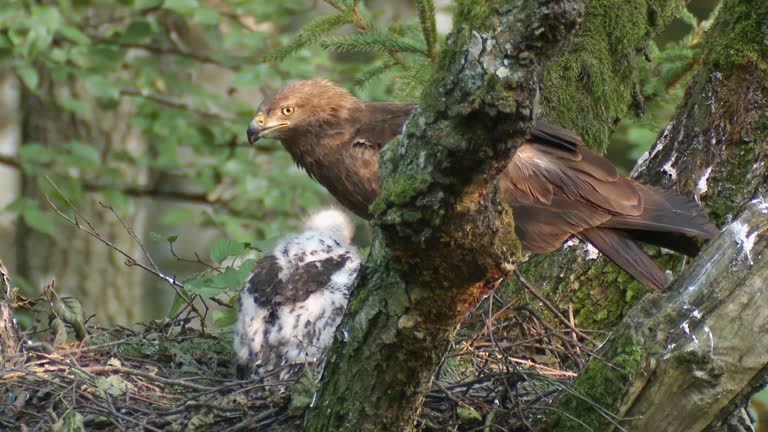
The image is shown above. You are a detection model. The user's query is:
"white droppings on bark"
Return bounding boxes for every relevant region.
[729,221,757,265]
[585,243,601,260]
[661,151,678,181]
[750,196,768,214]
[702,324,714,354]
[680,318,698,345]
[631,120,674,177]
[562,238,580,249]
[562,237,600,259]
[694,167,713,203]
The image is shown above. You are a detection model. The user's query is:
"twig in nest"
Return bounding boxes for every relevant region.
[514,269,598,346]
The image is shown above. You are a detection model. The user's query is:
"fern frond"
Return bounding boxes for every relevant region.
[416,0,437,59]
[258,13,352,63]
[320,32,425,55]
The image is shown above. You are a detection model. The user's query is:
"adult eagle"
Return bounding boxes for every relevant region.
[234,207,360,381]
[246,79,718,291]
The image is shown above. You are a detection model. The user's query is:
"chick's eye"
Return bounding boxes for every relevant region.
[281,106,295,116]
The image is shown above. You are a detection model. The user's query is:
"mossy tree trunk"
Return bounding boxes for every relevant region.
[549,0,768,430]
[304,1,585,431]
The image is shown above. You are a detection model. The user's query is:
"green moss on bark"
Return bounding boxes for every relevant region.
[551,337,643,432]
[705,0,768,72]
[541,0,685,152]
[453,0,504,32]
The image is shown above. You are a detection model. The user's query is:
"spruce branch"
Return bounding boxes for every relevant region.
[347,1,411,70]
[416,0,438,60]
[320,32,426,55]
[257,13,353,63]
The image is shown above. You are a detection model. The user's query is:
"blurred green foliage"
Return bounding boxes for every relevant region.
[0,0,440,322]
[1,0,719,324]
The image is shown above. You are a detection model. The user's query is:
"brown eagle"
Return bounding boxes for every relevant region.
[234,207,360,381]
[246,79,718,291]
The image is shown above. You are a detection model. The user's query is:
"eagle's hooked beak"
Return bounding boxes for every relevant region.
[247,112,288,144]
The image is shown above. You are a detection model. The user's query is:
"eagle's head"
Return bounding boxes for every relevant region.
[246,79,363,145]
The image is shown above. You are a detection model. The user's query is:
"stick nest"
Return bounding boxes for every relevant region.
[1,289,594,432]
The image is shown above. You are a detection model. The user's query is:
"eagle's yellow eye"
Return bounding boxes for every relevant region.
[281,106,295,116]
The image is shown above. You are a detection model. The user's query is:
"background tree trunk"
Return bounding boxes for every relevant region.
[19,72,150,326]
[0,257,20,363]
[549,0,768,430]
[304,1,584,431]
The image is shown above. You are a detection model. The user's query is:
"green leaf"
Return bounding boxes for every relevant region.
[163,0,199,15]
[161,207,194,226]
[65,141,101,165]
[210,239,244,264]
[53,296,87,340]
[57,95,90,119]
[183,275,223,298]
[456,406,482,422]
[22,206,55,236]
[19,143,55,165]
[83,75,119,105]
[60,410,86,432]
[57,25,91,45]
[14,62,39,89]
[122,19,152,43]
[51,318,68,346]
[212,307,237,327]
[95,375,132,398]
[149,231,178,244]
[101,189,130,211]
[194,8,222,25]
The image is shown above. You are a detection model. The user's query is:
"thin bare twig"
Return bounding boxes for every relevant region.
[514,269,598,345]
[41,177,203,322]
[119,88,237,121]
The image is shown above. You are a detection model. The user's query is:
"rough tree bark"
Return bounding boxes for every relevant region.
[549,0,768,430]
[304,1,584,431]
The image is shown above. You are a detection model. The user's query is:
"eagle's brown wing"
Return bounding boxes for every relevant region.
[338,102,417,218]
[501,120,717,290]
[501,121,644,251]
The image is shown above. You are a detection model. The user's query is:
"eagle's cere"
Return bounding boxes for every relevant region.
[234,207,360,380]
[247,79,719,291]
